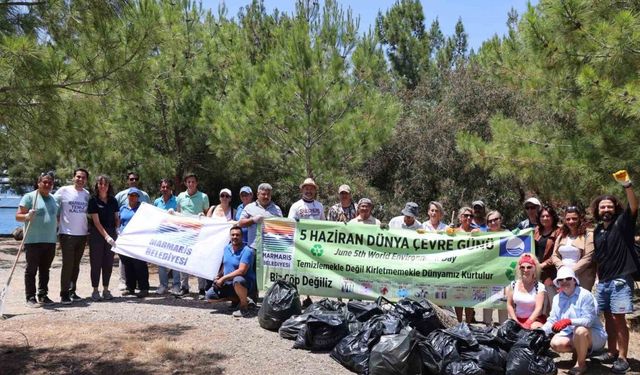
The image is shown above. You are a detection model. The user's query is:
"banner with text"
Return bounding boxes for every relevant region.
[114,203,233,280]
[257,219,533,308]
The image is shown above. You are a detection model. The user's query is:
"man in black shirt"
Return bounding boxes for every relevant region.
[591,172,638,374]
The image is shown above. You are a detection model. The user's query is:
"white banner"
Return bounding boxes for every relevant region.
[113,203,233,280]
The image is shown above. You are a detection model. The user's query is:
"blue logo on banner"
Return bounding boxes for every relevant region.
[499,235,530,257]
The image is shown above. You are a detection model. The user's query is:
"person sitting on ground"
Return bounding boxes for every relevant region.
[423,201,447,231]
[349,198,380,225]
[506,254,546,329]
[542,267,607,375]
[206,225,256,318]
[550,205,596,291]
[388,202,421,230]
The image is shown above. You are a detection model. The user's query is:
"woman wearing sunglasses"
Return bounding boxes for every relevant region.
[551,206,596,291]
[454,206,479,323]
[207,188,236,220]
[542,267,607,375]
[506,254,546,329]
[483,211,509,325]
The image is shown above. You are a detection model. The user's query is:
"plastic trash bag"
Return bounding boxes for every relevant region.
[293,311,350,351]
[506,329,556,375]
[393,298,444,336]
[348,300,385,322]
[279,313,309,340]
[460,344,507,374]
[330,315,392,374]
[418,329,461,374]
[369,328,423,375]
[496,319,527,351]
[444,360,486,375]
[258,280,302,331]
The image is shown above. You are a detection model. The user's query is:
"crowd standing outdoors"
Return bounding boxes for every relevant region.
[14,170,640,373]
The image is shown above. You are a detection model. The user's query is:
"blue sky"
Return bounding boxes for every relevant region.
[201,0,537,50]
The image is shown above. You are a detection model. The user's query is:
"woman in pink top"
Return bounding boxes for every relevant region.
[506,253,547,329]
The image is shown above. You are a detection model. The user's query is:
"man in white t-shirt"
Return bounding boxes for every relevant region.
[54,168,90,304]
[288,178,325,221]
[388,202,422,230]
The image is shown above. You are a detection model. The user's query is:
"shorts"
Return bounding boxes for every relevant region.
[205,275,253,300]
[516,315,547,324]
[557,327,607,354]
[595,276,634,314]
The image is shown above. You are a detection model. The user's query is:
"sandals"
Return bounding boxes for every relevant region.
[567,366,588,375]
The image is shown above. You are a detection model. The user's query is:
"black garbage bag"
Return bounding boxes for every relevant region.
[418,329,461,374]
[393,298,443,336]
[369,328,423,375]
[293,311,350,351]
[444,323,479,350]
[506,350,557,375]
[506,329,556,375]
[348,300,385,322]
[496,319,526,351]
[460,344,507,374]
[304,298,345,313]
[279,313,310,340]
[468,324,499,346]
[258,280,302,331]
[444,360,486,375]
[330,313,406,374]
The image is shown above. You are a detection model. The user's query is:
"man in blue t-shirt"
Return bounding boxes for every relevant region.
[205,225,256,318]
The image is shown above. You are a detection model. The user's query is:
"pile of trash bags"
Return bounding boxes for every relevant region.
[258,280,557,375]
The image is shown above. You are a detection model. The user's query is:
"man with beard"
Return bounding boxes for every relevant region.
[590,171,638,374]
[288,178,325,220]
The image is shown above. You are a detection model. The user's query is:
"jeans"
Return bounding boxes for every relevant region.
[158,266,180,288]
[59,234,87,296]
[24,243,56,298]
[179,273,208,291]
[89,232,115,288]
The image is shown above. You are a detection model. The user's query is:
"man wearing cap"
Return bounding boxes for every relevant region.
[235,186,254,245]
[114,171,150,291]
[542,267,607,375]
[327,184,357,223]
[176,172,210,298]
[288,178,325,220]
[517,197,541,230]
[349,198,380,225]
[470,200,488,232]
[589,172,638,374]
[388,202,422,230]
[238,183,283,249]
[54,168,90,304]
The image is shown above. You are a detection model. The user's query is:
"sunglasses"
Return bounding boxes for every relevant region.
[129,177,139,181]
[220,194,231,198]
[558,277,573,282]
[488,218,501,223]
[461,214,473,218]
[519,265,533,270]
[525,205,537,210]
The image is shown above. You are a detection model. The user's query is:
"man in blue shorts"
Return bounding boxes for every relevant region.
[206,225,256,318]
[591,171,638,374]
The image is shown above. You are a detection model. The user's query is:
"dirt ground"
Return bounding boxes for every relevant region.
[0,238,638,374]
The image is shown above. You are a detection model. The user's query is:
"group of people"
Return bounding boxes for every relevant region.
[15,170,638,373]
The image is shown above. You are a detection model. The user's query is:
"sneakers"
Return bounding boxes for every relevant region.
[592,352,618,364]
[176,288,189,297]
[232,308,252,318]
[612,358,630,374]
[102,290,113,300]
[91,290,102,302]
[69,292,82,302]
[60,295,72,305]
[247,297,257,308]
[136,290,149,298]
[122,289,135,296]
[26,296,39,308]
[156,285,167,295]
[170,286,181,295]
[118,282,127,291]
[37,295,54,305]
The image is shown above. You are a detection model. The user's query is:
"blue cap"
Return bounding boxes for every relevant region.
[127,187,142,196]
[240,186,253,194]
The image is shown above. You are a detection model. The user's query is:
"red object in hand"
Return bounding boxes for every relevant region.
[521,320,532,330]
[552,319,572,332]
